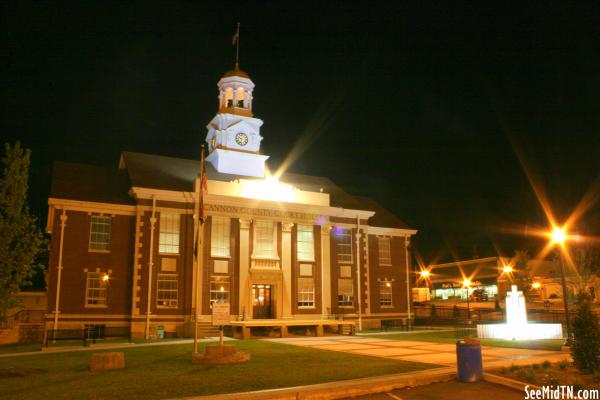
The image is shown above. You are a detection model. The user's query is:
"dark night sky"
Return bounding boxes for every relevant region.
[2,1,600,263]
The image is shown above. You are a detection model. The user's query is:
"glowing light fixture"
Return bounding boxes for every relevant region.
[502,265,513,273]
[532,282,542,289]
[102,274,110,282]
[240,177,295,202]
[551,227,567,244]
[420,270,430,278]
[463,278,471,287]
[385,282,391,287]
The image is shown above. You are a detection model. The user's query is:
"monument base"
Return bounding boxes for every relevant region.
[191,344,250,365]
[477,323,563,340]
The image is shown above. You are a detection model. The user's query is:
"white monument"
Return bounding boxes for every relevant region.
[477,285,563,340]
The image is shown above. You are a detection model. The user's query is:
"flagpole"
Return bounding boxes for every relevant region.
[194,144,206,354]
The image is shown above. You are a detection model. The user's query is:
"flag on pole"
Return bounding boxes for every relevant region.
[199,164,208,224]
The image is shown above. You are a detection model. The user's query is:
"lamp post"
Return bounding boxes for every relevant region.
[463,278,471,321]
[550,227,573,346]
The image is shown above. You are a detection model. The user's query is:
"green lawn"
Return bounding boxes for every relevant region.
[0,343,42,354]
[0,340,437,400]
[363,330,563,351]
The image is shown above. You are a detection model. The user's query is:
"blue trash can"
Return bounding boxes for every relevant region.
[456,339,483,382]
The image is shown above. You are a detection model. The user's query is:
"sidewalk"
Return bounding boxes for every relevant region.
[266,336,570,369]
[0,337,229,358]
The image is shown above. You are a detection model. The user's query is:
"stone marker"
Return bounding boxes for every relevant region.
[192,344,250,365]
[90,352,125,372]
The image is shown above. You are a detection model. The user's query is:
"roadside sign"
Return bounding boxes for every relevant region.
[212,303,230,326]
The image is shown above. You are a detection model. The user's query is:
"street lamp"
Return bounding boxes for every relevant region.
[463,278,471,320]
[550,226,573,346]
[502,265,513,274]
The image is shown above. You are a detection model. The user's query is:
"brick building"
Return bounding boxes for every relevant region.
[45,66,417,338]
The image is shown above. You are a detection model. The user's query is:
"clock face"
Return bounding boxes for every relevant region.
[235,132,249,147]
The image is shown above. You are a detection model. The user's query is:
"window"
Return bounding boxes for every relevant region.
[211,217,231,257]
[297,224,315,261]
[225,87,233,107]
[159,213,180,254]
[157,274,178,307]
[380,281,393,307]
[334,228,352,263]
[378,237,392,265]
[254,220,276,258]
[236,87,245,108]
[297,277,315,308]
[210,275,230,305]
[85,272,107,306]
[337,278,354,307]
[89,216,111,251]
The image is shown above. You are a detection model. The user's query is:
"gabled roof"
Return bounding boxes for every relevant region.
[51,151,413,230]
[50,161,134,205]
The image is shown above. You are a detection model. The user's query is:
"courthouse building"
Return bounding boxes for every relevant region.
[45,66,417,338]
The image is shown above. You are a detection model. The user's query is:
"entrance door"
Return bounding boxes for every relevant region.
[252,284,273,319]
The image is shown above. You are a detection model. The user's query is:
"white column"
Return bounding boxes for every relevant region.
[239,219,251,320]
[281,222,294,319]
[321,224,332,318]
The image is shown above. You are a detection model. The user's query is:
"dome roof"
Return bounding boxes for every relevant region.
[222,67,251,80]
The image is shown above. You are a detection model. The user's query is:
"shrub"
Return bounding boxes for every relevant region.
[544,371,560,386]
[509,364,519,372]
[517,367,535,383]
[571,292,600,372]
[542,360,551,369]
[453,305,460,318]
[532,363,541,370]
[558,360,569,370]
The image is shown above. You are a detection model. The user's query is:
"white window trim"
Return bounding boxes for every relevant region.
[84,271,108,308]
[337,278,355,308]
[379,280,393,308]
[297,224,315,262]
[156,273,178,308]
[334,228,353,265]
[297,277,316,309]
[158,213,181,255]
[210,216,231,258]
[378,236,392,266]
[88,215,111,253]
[251,220,280,260]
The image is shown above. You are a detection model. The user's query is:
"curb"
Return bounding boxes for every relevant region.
[171,367,456,400]
[484,372,543,392]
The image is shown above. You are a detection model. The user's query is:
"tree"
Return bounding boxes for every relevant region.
[571,292,600,372]
[0,142,46,318]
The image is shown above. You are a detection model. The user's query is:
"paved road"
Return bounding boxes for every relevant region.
[343,380,524,400]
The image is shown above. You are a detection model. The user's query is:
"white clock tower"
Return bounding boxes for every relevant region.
[205,67,269,177]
